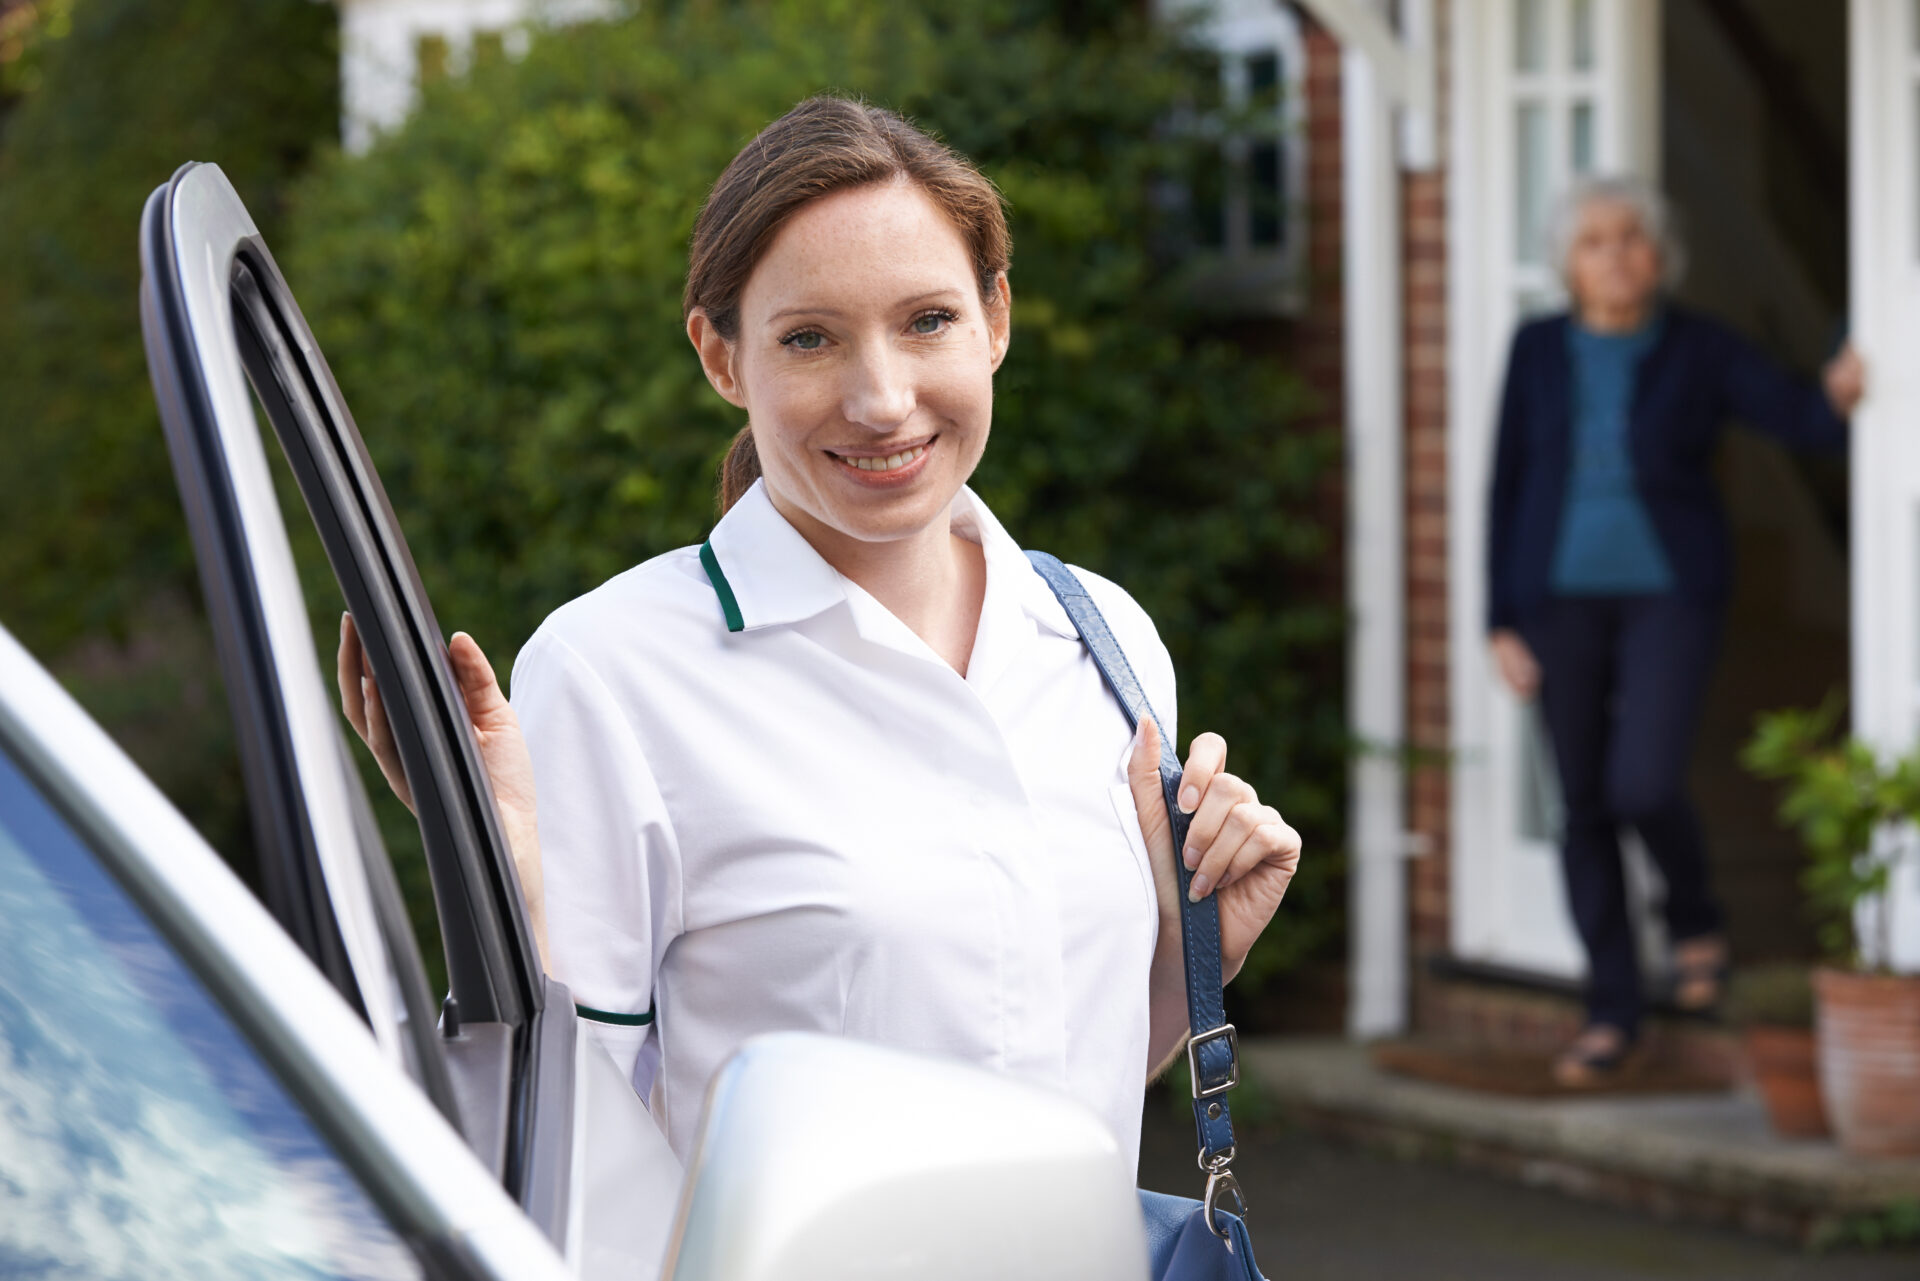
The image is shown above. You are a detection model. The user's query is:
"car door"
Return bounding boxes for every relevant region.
[137,161,576,1242]
[0,621,573,1281]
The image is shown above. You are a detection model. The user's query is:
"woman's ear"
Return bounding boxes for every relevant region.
[987,272,1012,372]
[687,309,747,409]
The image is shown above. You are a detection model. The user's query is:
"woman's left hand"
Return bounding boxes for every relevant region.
[1128,719,1301,983]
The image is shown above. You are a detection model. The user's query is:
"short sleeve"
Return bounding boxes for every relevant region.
[510,628,684,1092]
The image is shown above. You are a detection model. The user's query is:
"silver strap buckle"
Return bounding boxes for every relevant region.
[1202,1151,1247,1238]
[1187,1023,1240,1099]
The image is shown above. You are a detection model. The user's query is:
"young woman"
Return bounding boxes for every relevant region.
[1486,175,1865,1086]
[340,96,1302,1174]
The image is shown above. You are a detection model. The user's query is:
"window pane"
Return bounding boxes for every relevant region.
[1516,102,1551,264]
[1515,0,1547,73]
[1250,140,1284,249]
[1570,100,1595,174]
[1570,0,1595,71]
[1247,49,1281,112]
[0,750,422,1281]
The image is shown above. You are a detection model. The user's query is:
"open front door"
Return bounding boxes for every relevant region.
[1849,0,1920,969]
[1449,0,1663,979]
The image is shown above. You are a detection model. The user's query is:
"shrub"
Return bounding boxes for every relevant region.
[0,0,338,877]
[286,0,1345,999]
[1742,692,1920,969]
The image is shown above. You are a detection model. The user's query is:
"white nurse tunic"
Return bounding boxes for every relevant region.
[509,478,1174,1174]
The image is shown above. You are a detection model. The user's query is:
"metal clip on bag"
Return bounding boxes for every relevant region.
[1027,552,1267,1281]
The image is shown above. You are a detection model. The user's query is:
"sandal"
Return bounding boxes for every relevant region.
[1551,1024,1637,1089]
[1671,935,1729,1016]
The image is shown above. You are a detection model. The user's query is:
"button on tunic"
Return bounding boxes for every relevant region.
[509,480,1175,1172]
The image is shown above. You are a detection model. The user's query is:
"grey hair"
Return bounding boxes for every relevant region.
[1546,174,1686,291]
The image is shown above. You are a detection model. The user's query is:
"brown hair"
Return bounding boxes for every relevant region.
[685,95,1012,513]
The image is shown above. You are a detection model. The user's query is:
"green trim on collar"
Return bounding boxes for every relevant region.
[575,1002,654,1027]
[699,541,745,633]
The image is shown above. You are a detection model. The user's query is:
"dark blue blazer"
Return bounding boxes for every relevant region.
[1487,306,1847,631]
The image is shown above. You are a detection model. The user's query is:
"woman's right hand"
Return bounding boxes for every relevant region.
[337,613,549,968]
[1489,628,1541,700]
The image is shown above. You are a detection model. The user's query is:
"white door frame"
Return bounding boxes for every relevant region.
[1447,0,1663,979]
[1292,0,1438,1037]
[1849,0,1920,972]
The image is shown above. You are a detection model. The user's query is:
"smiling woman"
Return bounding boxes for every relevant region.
[339,94,1304,1215]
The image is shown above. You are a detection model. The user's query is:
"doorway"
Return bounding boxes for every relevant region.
[1662,0,1849,965]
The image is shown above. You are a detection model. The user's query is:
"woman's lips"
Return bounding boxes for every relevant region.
[827,440,933,485]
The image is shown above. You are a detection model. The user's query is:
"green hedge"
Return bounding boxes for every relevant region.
[284,0,1348,998]
[0,0,338,884]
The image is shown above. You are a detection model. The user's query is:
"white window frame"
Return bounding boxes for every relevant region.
[1165,0,1312,314]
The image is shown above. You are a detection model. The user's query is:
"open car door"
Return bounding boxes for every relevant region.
[138,161,578,1243]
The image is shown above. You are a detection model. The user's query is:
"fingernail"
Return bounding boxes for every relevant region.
[1183,844,1199,870]
[1179,786,1199,813]
[1188,872,1211,902]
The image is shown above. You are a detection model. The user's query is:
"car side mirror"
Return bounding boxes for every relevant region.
[661,1032,1148,1281]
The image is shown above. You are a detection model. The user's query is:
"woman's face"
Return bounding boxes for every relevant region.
[1565,198,1662,322]
[691,179,1010,550]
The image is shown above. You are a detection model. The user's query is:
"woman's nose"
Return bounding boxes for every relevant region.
[842,344,916,430]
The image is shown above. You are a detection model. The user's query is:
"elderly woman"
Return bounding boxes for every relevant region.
[1486,175,1865,1086]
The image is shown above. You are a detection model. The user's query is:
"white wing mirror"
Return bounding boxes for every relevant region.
[661,1032,1148,1281]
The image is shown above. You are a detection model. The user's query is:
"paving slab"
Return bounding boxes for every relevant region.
[1237,1037,1920,1242]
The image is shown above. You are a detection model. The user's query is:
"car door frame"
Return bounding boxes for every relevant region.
[138,160,574,1237]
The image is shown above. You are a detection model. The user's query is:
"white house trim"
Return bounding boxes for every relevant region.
[1341,42,1409,1037]
[1848,0,1920,972]
[1300,0,1438,168]
[1285,0,1424,1037]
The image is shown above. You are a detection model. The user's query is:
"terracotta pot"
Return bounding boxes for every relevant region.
[1814,968,1920,1157]
[1743,1025,1829,1138]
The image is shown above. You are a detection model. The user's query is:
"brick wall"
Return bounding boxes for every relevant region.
[1298,12,1346,434]
[1404,0,1452,971]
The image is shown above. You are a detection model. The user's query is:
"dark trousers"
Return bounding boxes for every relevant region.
[1521,595,1725,1034]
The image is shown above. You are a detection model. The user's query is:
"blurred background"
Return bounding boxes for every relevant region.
[5,0,1920,1272]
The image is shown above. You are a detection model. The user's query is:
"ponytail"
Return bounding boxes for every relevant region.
[717,425,761,513]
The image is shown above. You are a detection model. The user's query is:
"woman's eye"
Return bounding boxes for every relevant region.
[910,310,957,336]
[780,329,825,351]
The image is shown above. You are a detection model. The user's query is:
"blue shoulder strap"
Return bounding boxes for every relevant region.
[1025,551,1245,1225]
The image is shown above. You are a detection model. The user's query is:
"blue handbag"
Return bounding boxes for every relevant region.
[1028,551,1267,1281]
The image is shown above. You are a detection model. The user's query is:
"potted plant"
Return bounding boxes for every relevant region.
[1724,964,1827,1138]
[1742,694,1920,1157]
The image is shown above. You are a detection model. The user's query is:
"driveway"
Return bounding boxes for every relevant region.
[1136,1095,1918,1280]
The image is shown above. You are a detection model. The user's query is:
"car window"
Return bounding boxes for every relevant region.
[0,746,422,1281]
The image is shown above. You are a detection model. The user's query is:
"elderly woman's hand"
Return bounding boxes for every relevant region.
[1127,720,1301,984]
[337,614,549,967]
[1824,342,1866,418]
[1489,628,1540,700]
